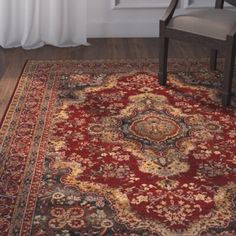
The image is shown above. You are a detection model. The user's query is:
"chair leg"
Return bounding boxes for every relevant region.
[159,37,169,85]
[222,42,235,106]
[210,49,217,71]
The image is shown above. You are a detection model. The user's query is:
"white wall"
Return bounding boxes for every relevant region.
[87,0,216,38]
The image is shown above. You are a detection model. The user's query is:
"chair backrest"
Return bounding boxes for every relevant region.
[216,0,236,8]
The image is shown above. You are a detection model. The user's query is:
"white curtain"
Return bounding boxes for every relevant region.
[0,0,88,49]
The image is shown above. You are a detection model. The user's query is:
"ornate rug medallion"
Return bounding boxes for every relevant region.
[128,113,181,143]
[0,59,236,236]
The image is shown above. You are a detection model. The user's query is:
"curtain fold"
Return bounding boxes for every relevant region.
[0,0,88,49]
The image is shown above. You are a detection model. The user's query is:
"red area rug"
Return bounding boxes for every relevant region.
[0,60,236,236]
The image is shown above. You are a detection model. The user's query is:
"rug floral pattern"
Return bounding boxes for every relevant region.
[0,60,236,236]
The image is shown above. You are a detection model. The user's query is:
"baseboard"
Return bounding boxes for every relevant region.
[87,21,159,38]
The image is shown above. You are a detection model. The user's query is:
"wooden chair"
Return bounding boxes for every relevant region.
[159,0,236,106]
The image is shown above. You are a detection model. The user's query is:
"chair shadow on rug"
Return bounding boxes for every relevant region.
[159,0,236,106]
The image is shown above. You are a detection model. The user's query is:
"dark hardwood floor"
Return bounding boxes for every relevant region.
[0,38,214,121]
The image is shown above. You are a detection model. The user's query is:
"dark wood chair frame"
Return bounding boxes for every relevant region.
[159,0,236,106]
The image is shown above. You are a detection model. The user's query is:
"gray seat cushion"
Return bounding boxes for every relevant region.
[168,9,236,40]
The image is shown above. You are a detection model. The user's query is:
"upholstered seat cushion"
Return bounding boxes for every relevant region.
[168,9,236,40]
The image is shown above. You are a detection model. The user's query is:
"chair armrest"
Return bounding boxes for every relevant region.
[160,0,179,26]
